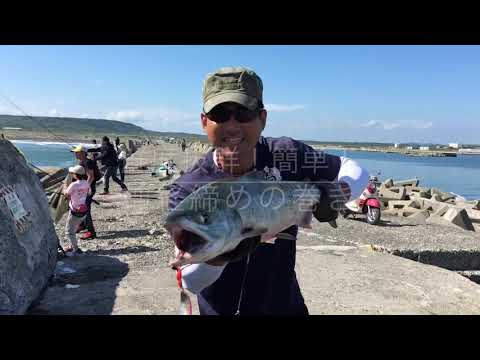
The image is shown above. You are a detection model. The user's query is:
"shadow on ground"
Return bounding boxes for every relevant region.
[96,229,151,240]
[27,255,129,315]
[84,245,160,257]
[344,217,417,227]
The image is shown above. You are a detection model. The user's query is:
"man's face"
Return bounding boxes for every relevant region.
[201,102,266,157]
[75,151,87,161]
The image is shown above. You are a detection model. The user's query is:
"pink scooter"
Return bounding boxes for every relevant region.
[341,172,382,225]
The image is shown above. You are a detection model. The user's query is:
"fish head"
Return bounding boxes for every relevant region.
[165,199,244,266]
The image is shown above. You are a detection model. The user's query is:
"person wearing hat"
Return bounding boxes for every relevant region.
[168,67,370,315]
[62,165,91,256]
[71,144,99,240]
[90,136,128,195]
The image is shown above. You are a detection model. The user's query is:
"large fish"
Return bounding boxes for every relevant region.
[165,170,338,267]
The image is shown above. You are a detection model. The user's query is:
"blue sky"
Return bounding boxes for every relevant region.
[0,45,479,144]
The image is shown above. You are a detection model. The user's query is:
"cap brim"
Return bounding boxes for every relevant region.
[203,92,259,113]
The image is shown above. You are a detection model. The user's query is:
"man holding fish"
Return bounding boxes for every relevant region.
[166,67,369,315]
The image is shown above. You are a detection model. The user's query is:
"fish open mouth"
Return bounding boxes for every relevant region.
[166,224,207,254]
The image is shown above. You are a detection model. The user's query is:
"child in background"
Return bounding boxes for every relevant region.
[117,143,128,183]
[62,165,91,257]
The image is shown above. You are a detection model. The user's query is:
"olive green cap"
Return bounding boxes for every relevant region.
[202,67,264,113]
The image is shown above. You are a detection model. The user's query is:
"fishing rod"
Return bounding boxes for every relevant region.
[0,91,88,177]
[0,92,76,148]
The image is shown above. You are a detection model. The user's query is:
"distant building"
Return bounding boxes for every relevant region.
[419,146,430,150]
[406,146,414,150]
[394,143,400,148]
[448,143,460,149]
[2,127,22,130]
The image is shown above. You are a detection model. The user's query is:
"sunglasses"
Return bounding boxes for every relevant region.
[206,105,260,124]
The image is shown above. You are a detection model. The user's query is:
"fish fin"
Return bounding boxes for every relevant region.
[241,226,268,238]
[179,289,193,315]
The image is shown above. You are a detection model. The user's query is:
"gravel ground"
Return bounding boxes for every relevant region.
[54,142,204,269]
[55,142,480,274]
[30,140,480,314]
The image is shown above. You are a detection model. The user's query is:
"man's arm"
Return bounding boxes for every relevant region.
[86,168,95,186]
[296,141,368,203]
[94,148,108,161]
[336,156,369,201]
[63,182,74,198]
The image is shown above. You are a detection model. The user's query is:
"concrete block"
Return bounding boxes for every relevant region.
[419,190,432,199]
[401,206,424,217]
[381,178,394,189]
[409,199,422,209]
[473,201,480,210]
[441,193,456,202]
[443,208,475,232]
[388,200,414,210]
[405,209,431,225]
[456,200,480,210]
[383,208,400,216]
[431,204,450,217]
[409,186,430,193]
[378,186,406,201]
[409,187,432,199]
[393,178,420,187]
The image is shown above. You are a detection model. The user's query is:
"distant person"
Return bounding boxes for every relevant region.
[181,138,187,152]
[91,136,128,195]
[115,137,121,152]
[72,144,99,240]
[117,143,128,183]
[62,165,91,256]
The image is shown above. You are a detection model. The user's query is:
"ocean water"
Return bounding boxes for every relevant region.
[12,140,93,168]
[12,140,480,200]
[326,148,480,200]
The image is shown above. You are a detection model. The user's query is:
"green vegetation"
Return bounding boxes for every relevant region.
[0,114,147,135]
[0,114,208,141]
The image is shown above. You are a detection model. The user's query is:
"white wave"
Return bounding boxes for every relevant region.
[11,140,95,148]
[450,192,466,202]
